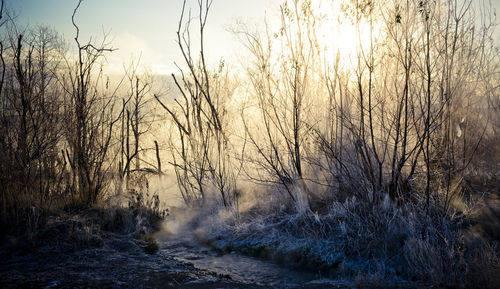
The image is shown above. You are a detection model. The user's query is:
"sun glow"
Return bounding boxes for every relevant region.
[314,1,382,68]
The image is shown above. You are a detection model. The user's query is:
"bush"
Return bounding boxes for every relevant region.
[99,189,167,235]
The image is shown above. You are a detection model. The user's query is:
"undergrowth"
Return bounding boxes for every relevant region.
[182,191,500,288]
[1,187,167,258]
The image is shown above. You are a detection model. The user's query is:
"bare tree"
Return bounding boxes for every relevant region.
[117,60,159,192]
[0,21,65,231]
[60,0,121,206]
[156,0,236,208]
[237,0,322,209]
[236,0,499,213]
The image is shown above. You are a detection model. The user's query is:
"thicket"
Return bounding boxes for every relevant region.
[0,0,163,235]
[160,0,500,286]
[160,0,499,215]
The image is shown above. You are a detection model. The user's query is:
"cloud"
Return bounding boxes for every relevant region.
[104,32,173,75]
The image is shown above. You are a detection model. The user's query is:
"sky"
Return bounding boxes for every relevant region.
[6,0,282,74]
[5,0,500,75]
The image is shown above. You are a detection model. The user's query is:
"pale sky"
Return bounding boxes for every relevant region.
[5,0,500,74]
[6,0,282,74]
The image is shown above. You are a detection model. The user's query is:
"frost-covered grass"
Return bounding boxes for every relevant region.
[183,191,500,288]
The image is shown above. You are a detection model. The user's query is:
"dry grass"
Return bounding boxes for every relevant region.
[186,186,500,288]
